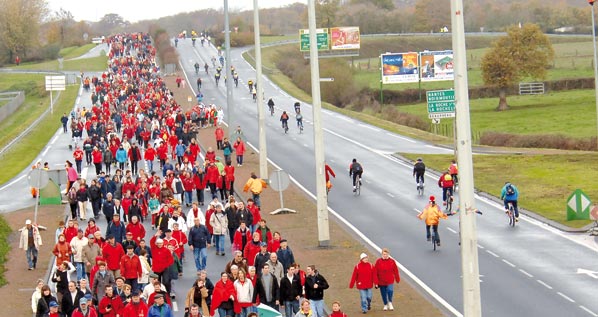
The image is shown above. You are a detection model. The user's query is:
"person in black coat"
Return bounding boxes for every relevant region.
[279,265,303,317]
[61,281,84,317]
[102,194,116,223]
[128,198,142,223]
[252,264,280,310]
[88,180,102,219]
[36,285,57,317]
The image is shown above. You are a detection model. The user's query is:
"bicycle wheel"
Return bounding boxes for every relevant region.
[432,232,437,250]
[509,205,516,227]
[447,196,453,214]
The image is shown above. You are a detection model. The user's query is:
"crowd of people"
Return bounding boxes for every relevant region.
[19,32,402,317]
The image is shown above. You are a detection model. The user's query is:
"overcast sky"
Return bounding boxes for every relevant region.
[47,0,304,22]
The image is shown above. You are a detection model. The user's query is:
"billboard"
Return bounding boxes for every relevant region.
[299,28,329,52]
[420,50,454,82]
[330,27,360,50]
[381,52,419,84]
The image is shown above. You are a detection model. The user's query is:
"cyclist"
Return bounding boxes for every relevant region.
[248,80,254,93]
[501,182,519,221]
[192,37,196,46]
[417,196,448,246]
[230,66,236,76]
[449,160,459,189]
[215,72,221,86]
[194,62,200,75]
[294,101,301,114]
[280,111,289,133]
[233,72,239,87]
[216,66,222,74]
[296,110,304,130]
[252,87,257,102]
[204,62,209,74]
[413,158,426,187]
[437,169,454,207]
[267,98,275,115]
[349,158,363,192]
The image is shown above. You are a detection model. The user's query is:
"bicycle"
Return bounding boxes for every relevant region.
[431,228,438,250]
[417,180,424,196]
[269,105,274,116]
[354,175,361,196]
[452,175,459,192]
[445,191,454,214]
[507,202,516,227]
[282,121,289,134]
[297,114,303,134]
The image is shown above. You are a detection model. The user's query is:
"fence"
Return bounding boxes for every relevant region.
[519,82,545,95]
[430,121,482,144]
[0,91,25,123]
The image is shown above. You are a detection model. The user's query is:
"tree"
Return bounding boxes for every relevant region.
[481,23,554,111]
[413,0,450,33]
[0,0,48,62]
[316,0,341,28]
[350,0,394,10]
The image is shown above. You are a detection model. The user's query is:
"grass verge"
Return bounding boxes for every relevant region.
[0,215,11,286]
[17,55,107,72]
[0,85,78,185]
[401,153,596,228]
[59,44,97,59]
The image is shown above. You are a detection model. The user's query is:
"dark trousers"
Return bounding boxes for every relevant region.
[196,188,204,205]
[75,160,82,174]
[131,160,138,175]
[94,163,102,175]
[426,224,440,243]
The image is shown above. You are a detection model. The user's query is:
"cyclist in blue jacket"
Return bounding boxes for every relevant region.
[501,182,519,220]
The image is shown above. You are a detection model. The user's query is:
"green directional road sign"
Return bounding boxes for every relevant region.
[300,28,329,52]
[566,189,592,221]
[426,89,455,119]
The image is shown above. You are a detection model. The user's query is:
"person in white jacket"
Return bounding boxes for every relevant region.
[31,278,45,314]
[168,207,188,232]
[234,270,254,316]
[70,229,88,281]
[19,219,45,270]
[187,202,205,228]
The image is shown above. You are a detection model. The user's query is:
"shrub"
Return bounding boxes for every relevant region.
[479,132,597,151]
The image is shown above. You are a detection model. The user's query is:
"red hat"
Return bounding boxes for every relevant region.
[429,195,436,202]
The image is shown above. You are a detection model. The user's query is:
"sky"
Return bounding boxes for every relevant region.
[46,0,304,23]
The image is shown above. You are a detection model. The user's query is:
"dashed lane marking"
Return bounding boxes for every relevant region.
[557,292,575,303]
[537,280,553,290]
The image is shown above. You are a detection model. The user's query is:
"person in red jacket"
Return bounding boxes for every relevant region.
[71,297,98,317]
[98,284,124,317]
[157,142,168,169]
[437,170,455,206]
[150,233,174,287]
[210,272,238,317]
[120,245,142,291]
[188,139,200,163]
[193,166,207,206]
[144,143,157,172]
[224,161,235,197]
[373,248,400,311]
[205,162,220,199]
[121,290,148,316]
[102,235,125,278]
[204,147,216,163]
[181,171,195,207]
[215,126,224,150]
[350,253,375,313]
[330,301,348,317]
[232,221,252,255]
[233,137,246,167]
[92,146,103,175]
[243,232,262,266]
[126,216,146,244]
[73,145,84,173]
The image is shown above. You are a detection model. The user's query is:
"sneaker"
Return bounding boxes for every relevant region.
[170,292,176,299]
[28,267,33,270]
[437,242,441,247]
[367,302,371,311]
[383,305,388,311]
[221,253,226,256]
[515,217,519,222]
[362,311,367,314]
[359,180,362,186]
[388,302,394,311]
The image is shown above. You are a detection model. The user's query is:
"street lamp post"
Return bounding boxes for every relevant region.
[589,0,598,150]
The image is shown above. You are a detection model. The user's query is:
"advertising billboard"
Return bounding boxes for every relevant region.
[299,28,329,51]
[381,52,419,84]
[330,27,360,50]
[420,50,454,82]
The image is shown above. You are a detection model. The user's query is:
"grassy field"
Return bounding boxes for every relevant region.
[59,44,98,59]
[16,55,107,72]
[0,215,10,286]
[0,85,78,185]
[402,153,596,228]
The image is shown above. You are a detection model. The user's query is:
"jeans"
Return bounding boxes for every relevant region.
[196,188,204,204]
[310,300,325,317]
[26,246,38,269]
[75,160,82,174]
[146,160,153,172]
[504,199,519,217]
[218,307,234,317]
[214,234,225,254]
[75,262,86,281]
[442,187,453,203]
[185,191,193,205]
[284,299,299,317]
[252,193,261,209]
[379,284,394,305]
[359,288,372,312]
[193,247,207,271]
[236,155,243,165]
[426,224,440,243]
[236,306,251,317]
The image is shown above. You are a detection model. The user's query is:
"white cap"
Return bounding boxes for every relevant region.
[360,253,368,260]
[25,219,32,225]
[156,239,164,244]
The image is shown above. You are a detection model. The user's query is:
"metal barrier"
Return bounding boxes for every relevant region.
[0,91,25,122]
[519,82,545,95]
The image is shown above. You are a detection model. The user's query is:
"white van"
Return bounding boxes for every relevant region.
[91,36,105,44]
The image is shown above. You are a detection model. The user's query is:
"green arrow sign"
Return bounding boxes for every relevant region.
[566,189,592,221]
[426,89,455,119]
[300,28,329,51]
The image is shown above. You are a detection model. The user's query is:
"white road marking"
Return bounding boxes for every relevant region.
[358,123,381,132]
[518,269,533,278]
[386,193,395,198]
[537,280,553,289]
[447,227,457,234]
[477,244,485,249]
[0,174,27,191]
[486,250,500,258]
[172,302,178,311]
[557,292,575,303]
[426,144,453,152]
[580,306,598,317]
[385,132,417,143]
[50,135,59,145]
[41,147,49,157]
[337,116,355,123]
[414,208,421,214]
[502,259,516,267]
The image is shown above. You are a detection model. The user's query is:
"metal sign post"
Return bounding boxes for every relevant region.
[28,168,49,224]
[269,170,296,215]
[45,75,66,114]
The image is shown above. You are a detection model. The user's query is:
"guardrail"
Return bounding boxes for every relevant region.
[0,91,25,122]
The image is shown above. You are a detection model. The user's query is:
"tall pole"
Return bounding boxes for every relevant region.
[224,0,234,136]
[590,1,598,150]
[451,0,482,316]
[254,0,268,178]
[308,0,329,246]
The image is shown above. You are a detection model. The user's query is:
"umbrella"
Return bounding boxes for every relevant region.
[257,303,282,317]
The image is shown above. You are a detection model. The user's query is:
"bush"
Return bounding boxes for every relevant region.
[479,131,597,151]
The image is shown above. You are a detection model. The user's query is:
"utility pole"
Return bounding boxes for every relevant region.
[224,0,234,136]
[451,0,482,316]
[307,0,329,246]
[589,0,598,150]
[254,0,268,178]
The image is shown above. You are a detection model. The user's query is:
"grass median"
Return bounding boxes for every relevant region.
[401,153,596,228]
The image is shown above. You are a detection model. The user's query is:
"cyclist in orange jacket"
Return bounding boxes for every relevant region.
[417,196,448,246]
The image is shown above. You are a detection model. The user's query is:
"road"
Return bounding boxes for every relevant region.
[1,39,598,317]
[173,38,598,317]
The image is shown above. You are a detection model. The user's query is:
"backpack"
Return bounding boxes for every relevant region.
[506,184,515,195]
[353,163,362,172]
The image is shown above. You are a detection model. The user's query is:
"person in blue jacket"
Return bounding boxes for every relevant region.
[115,145,128,170]
[501,182,520,220]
